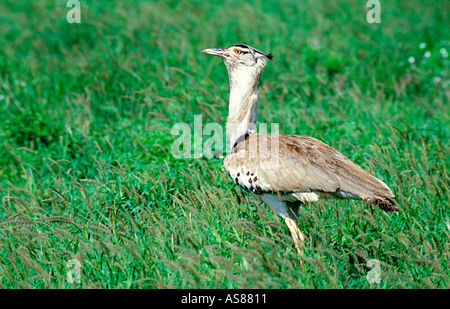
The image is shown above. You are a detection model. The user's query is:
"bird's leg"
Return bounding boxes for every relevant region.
[284,216,305,255]
[285,202,305,255]
[261,195,306,255]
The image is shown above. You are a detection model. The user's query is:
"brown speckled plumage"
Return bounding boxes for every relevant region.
[225,133,398,211]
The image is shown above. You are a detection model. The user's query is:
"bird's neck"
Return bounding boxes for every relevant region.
[226,65,262,151]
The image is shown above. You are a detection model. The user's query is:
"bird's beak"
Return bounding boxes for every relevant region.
[201,48,224,57]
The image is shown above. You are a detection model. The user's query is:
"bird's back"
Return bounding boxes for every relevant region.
[224,133,398,211]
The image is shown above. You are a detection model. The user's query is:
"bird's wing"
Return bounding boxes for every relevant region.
[224,134,395,201]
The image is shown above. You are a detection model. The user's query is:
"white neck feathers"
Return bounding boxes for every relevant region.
[226,65,262,150]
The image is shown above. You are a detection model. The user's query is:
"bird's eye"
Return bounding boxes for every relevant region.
[235,49,242,54]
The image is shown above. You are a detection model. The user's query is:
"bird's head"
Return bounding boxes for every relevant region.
[202,44,273,70]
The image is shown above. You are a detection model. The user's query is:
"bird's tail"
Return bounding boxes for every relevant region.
[364,197,400,212]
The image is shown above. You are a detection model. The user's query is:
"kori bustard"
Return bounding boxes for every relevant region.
[202,44,398,254]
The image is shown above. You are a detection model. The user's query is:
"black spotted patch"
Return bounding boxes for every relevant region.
[225,168,265,194]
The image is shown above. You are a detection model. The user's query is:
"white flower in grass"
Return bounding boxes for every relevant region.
[424,51,431,58]
[440,48,448,58]
[408,56,415,64]
[419,42,427,49]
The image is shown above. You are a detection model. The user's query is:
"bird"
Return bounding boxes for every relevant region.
[201,44,399,254]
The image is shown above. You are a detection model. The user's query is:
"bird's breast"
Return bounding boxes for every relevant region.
[225,164,268,193]
[225,164,321,202]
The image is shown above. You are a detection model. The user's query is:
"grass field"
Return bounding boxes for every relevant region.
[0,0,448,288]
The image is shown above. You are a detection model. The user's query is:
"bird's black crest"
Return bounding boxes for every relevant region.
[233,44,274,61]
[234,44,251,49]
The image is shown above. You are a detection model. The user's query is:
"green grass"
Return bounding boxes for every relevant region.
[0,0,448,288]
